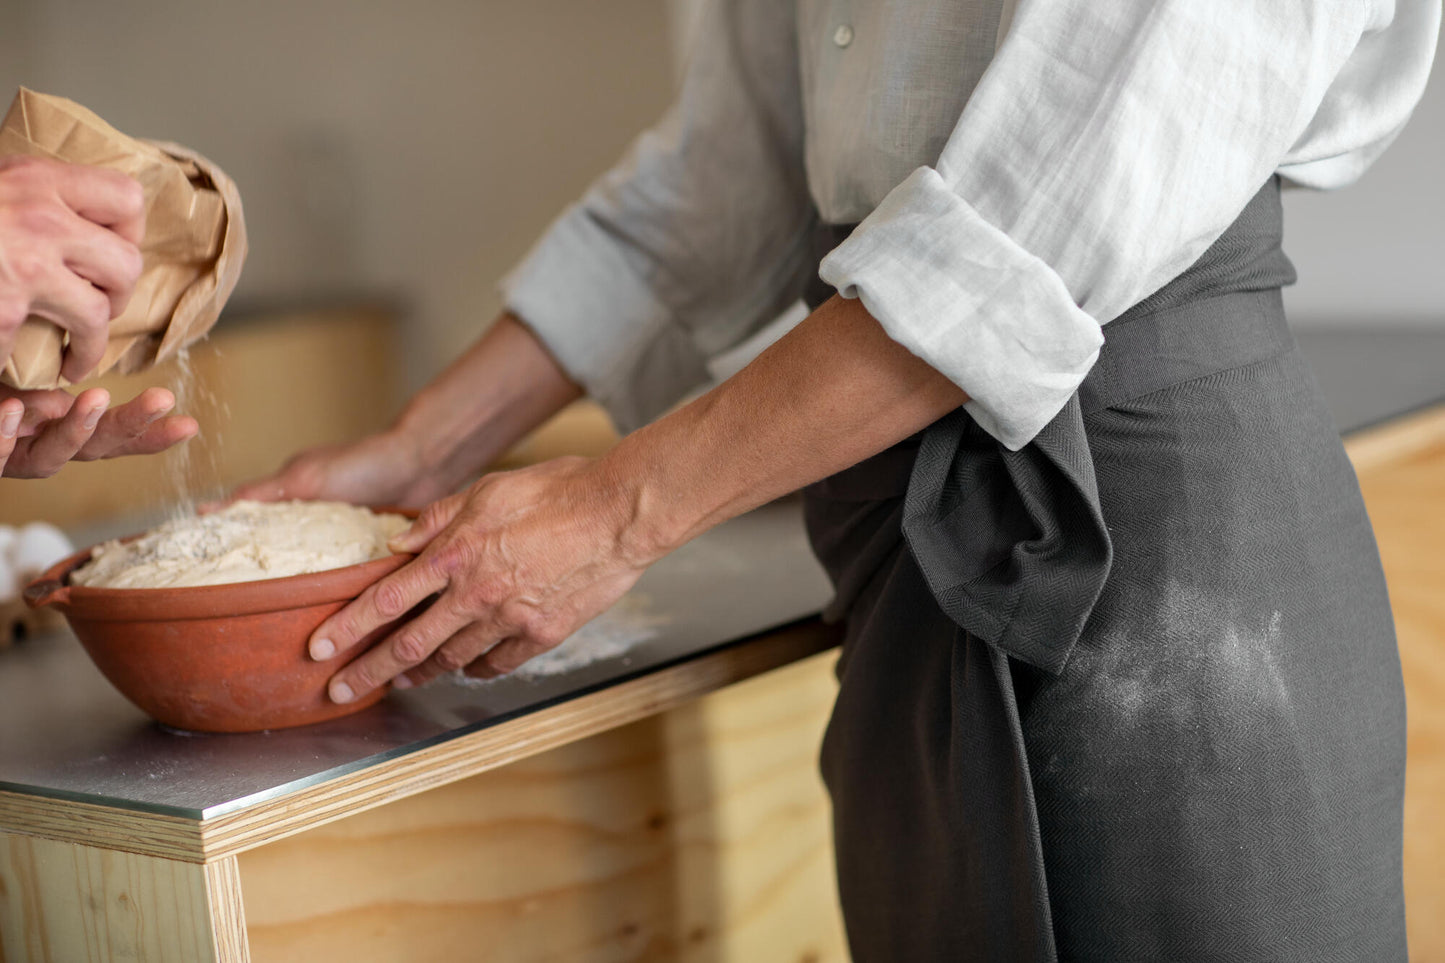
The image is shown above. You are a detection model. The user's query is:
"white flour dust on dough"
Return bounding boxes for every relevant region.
[449,594,671,685]
[72,501,408,589]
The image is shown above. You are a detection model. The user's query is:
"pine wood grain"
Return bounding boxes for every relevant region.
[1347,405,1445,962]
[0,618,839,864]
[0,834,249,962]
[235,650,848,963]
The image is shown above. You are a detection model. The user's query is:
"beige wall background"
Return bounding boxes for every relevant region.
[1,0,677,393]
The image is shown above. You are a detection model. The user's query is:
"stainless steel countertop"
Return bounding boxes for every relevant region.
[0,497,833,820]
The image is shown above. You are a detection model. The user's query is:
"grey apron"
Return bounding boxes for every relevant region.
[802,178,1407,961]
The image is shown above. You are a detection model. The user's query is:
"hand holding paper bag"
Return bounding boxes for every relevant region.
[0,87,247,390]
[0,154,146,382]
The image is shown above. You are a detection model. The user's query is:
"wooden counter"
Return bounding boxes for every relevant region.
[1,402,1441,962]
[0,623,845,962]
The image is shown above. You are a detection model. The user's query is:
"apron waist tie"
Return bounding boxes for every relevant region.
[807,177,1297,674]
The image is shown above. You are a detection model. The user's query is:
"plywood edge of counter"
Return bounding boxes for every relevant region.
[0,618,840,865]
[1343,401,1445,473]
[0,792,205,862]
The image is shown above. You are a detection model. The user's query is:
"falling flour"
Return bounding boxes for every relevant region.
[450,595,671,684]
[161,346,231,522]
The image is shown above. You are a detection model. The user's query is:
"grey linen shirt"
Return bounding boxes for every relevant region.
[503,0,1438,450]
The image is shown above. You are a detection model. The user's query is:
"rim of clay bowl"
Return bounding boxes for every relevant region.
[23,505,419,622]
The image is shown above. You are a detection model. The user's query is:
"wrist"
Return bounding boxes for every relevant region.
[591,422,711,567]
[589,451,678,569]
[366,425,444,506]
[391,313,584,492]
[390,381,476,481]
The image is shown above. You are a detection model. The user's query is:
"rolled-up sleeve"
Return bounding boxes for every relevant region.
[821,0,1436,451]
[503,0,816,433]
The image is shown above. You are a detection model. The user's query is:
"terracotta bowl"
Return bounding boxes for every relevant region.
[23,515,417,734]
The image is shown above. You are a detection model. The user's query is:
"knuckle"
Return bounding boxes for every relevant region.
[531,622,566,651]
[118,242,144,283]
[10,249,49,285]
[15,202,61,239]
[422,550,450,582]
[116,177,145,217]
[372,579,411,619]
[345,664,375,692]
[518,637,552,661]
[519,612,549,641]
[477,651,508,676]
[83,286,111,326]
[0,296,26,331]
[487,641,537,675]
[500,602,544,637]
[431,645,469,672]
[390,632,430,665]
[437,538,481,578]
[0,155,47,184]
[418,500,452,533]
[465,577,507,609]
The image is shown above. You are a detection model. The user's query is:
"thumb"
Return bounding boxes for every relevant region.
[389,492,466,554]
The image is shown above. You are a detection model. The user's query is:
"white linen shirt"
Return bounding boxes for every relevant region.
[503,0,1439,449]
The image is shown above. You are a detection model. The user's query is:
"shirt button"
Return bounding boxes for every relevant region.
[833,23,854,48]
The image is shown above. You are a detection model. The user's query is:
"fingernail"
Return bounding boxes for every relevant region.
[145,403,173,424]
[0,409,19,438]
[393,675,413,690]
[83,406,103,430]
[311,637,336,660]
[330,681,354,704]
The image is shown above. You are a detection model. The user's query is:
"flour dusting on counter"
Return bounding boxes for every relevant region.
[451,595,672,684]
[71,501,409,589]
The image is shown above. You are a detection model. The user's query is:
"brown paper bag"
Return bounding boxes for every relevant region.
[0,87,247,389]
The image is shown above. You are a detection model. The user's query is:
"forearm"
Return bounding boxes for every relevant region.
[392,312,582,494]
[606,294,967,558]
[317,295,965,696]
